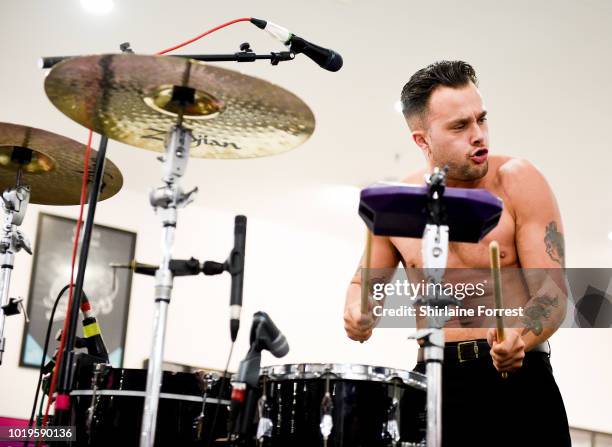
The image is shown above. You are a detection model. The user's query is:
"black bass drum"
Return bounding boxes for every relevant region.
[69,363,231,446]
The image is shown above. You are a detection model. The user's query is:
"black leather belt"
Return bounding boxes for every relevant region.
[417,339,550,364]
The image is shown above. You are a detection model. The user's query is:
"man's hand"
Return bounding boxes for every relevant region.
[487,328,526,372]
[344,295,376,342]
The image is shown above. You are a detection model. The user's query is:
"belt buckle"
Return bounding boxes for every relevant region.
[457,341,479,363]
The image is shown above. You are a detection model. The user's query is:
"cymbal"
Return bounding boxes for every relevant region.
[0,122,123,205]
[44,54,316,158]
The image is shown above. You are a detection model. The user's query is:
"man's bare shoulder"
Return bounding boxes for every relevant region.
[400,167,429,185]
[493,156,554,215]
[495,156,548,192]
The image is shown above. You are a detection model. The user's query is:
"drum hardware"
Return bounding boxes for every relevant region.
[85,362,110,442]
[0,122,122,367]
[408,167,460,447]
[383,379,402,444]
[138,117,198,447]
[0,165,32,365]
[359,169,504,447]
[193,372,220,441]
[256,363,427,446]
[42,49,313,444]
[319,371,334,446]
[255,376,272,444]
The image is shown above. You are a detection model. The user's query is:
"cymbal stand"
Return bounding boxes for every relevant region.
[140,105,198,447]
[0,168,32,365]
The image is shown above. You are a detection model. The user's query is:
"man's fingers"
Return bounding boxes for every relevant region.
[486,328,497,347]
[492,352,525,370]
[493,359,524,372]
[346,327,372,342]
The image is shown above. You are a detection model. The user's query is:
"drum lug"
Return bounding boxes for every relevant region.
[319,391,334,441]
[256,393,273,442]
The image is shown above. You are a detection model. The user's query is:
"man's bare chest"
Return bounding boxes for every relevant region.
[390,206,519,269]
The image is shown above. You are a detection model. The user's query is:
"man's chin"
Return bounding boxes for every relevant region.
[457,161,488,182]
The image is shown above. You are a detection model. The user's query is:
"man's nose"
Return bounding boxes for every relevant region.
[470,122,485,146]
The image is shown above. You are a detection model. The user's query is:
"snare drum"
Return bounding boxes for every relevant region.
[253,363,426,447]
[69,363,231,446]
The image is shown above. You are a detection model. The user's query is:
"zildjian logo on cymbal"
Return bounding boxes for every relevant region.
[142,128,241,150]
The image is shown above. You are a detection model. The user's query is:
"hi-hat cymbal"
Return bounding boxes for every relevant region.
[0,122,123,205]
[44,54,316,158]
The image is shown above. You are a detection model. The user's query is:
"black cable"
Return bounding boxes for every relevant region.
[24,284,70,447]
[206,342,234,447]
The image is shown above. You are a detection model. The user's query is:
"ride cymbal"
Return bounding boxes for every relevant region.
[0,122,122,205]
[44,54,316,158]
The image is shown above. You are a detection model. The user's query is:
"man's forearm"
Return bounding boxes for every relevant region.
[518,280,567,350]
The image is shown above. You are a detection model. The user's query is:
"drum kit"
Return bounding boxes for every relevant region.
[0,36,503,447]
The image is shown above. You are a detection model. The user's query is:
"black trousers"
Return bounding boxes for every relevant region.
[414,344,572,447]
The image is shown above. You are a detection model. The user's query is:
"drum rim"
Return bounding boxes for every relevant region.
[259,363,426,389]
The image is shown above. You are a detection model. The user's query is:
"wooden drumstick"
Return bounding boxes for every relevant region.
[489,240,508,379]
[361,228,373,315]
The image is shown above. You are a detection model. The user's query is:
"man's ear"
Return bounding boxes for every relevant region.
[412,130,431,159]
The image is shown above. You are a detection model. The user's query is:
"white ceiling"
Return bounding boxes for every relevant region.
[2,0,612,266]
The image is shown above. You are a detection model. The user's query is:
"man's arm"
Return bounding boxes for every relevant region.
[488,159,567,371]
[344,234,401,341]
[510,159,566,348]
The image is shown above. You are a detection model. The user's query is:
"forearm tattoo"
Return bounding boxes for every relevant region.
[544,221,565,266]
[521,295,559,336]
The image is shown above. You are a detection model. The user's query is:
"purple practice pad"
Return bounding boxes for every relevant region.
[359,183,503,243]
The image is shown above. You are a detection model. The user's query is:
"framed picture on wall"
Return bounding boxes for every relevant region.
[19,213,136,368]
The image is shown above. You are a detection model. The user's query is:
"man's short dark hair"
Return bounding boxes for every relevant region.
[401,60,478,127]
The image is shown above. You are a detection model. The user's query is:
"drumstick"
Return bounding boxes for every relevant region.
[361,228,373,315]
[489,240,508,379]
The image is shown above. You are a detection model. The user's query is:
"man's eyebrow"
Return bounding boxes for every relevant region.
[447,110,488,127]
[447,117,469,127]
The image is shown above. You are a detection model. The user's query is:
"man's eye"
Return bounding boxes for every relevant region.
[454,124,465,130]
[478,117,487,123]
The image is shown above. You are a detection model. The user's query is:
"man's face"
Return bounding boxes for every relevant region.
[413,82,489,181]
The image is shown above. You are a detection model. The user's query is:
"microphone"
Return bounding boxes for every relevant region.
[229,216,247,342]
[250,311,289,358]
[110,260,157,276]
[229,312,289,443]
[80,293,109,363]
[250,18,343,72]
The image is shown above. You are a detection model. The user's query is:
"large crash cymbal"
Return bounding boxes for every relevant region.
[44,54,316,158]
[0,122,123,205]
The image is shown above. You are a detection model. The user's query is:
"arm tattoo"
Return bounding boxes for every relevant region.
[544,221,565,266]
[521,295,559,336]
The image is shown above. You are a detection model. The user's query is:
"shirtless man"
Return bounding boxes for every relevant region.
[344,61,571,446]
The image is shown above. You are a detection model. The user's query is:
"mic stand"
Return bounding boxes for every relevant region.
[40,43,295,69]
[0,180,32,365]
[408,166,460,447]
[140,120,197,447]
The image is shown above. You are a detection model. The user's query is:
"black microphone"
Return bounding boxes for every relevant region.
[229,312,289,443]
[251,18,343,72]
[229,216,247,342]
[250,311,289,358]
